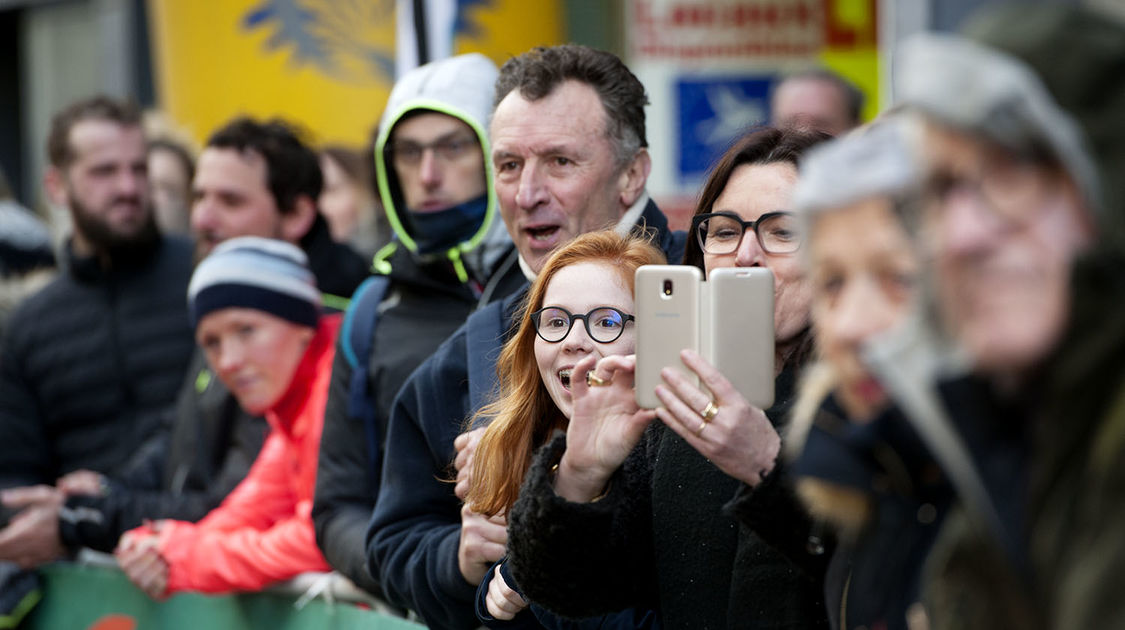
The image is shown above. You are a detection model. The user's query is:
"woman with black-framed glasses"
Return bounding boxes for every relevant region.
[465,230,666,628]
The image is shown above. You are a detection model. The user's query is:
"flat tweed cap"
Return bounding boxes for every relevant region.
[793,115,925,221]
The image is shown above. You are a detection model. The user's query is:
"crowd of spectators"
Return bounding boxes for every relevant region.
[1,4,1123,630]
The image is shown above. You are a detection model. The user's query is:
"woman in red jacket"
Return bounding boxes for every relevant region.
[116,236,340,598]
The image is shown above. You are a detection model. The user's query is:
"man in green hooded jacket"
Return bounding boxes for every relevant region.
[312,53,525,596]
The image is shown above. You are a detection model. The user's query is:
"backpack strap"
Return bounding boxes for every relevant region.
[339,275,392,487]
[467,300,508,428]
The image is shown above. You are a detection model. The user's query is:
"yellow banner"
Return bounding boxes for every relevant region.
[148,0,563,147]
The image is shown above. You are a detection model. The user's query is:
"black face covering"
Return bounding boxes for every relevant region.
[407,193,488,256]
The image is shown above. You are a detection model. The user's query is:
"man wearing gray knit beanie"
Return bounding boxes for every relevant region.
[893,5,1125,629]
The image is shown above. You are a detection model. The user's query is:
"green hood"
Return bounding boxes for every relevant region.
[372,53,506,282]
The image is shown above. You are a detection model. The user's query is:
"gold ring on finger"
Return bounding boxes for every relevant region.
[700,401,719,422]
[695,419,707,436]
[586,371,609,387]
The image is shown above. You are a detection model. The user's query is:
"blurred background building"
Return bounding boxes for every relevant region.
[0,0,1102,230]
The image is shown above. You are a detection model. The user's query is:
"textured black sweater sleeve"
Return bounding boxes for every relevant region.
[507,433,660,618]
[723,460,835,581]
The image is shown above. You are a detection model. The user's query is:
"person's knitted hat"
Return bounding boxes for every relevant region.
[896,4,1125,251]
[188,236,320,329]
[964,3,1125,252]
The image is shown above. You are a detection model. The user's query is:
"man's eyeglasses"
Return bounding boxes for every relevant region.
[691,211,801,256]
[530,306,635,344]
[389,134,478,167]
[924,155,1059,228]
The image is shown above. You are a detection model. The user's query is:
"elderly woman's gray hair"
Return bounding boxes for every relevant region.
[792,114,927,246]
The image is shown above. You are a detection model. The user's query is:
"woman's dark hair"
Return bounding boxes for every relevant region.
[682,126,832,270]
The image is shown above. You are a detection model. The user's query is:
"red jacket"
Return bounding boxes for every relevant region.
[135,315,341,595]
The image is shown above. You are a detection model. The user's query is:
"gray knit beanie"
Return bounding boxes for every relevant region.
[961,3,1125,252]
[896,5,1125,253]
[188,236,320,329]
[895,32,1101,224]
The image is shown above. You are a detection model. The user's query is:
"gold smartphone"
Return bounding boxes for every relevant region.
[635,265,775,409]
[705,267,774,409]
[635,265,702,409]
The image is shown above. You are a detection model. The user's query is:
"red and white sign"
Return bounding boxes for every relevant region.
[632,0,826,61]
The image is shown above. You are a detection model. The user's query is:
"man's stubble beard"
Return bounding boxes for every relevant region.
[70,193,161,265]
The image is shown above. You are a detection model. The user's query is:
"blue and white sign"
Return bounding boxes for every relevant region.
[676,76,773,183]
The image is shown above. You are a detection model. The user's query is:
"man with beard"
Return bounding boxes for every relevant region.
[0,96,195,570]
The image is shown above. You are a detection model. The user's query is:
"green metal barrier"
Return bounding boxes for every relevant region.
[25,563,424,630]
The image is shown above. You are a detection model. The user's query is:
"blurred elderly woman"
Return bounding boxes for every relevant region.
[783,116,950,630]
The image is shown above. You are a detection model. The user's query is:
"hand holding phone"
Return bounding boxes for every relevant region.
[634,265,774,409]
[653,349,782,487]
